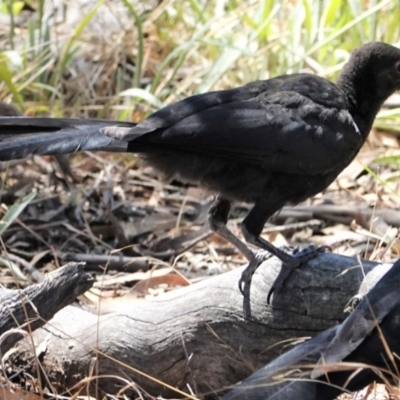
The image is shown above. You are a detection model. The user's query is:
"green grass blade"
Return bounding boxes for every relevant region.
[120,0,144,89]
[0,53,23,103]
[0,190,36,235]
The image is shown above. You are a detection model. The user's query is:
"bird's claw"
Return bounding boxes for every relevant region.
[267,245,330,304]
[239,244,330,304]
[239,250,271,295]
[267,257,303,304]
[292,244,330,260]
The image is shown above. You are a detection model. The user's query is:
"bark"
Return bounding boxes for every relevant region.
[0,262,93,353]
[9,254,380,398]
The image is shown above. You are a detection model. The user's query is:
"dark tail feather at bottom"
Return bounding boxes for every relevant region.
[0,117,136,160]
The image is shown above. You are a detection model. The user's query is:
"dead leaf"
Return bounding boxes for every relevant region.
[0,387,43,400]
[131,273,190,295]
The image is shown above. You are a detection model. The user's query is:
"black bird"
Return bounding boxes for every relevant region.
[0,42,400,299]
[221,258,400,400]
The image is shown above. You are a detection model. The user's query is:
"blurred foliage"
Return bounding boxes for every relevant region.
[0,0,398,126]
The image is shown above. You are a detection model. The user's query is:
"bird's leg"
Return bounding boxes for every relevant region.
[241,203,327,303]
[208,196,254,260]
[208,197,271,292]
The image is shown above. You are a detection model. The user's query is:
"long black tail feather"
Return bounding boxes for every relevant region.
[0,117,136,160]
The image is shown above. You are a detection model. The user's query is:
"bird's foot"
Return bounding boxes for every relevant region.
[238,250,272,295]
[267,244,329,304]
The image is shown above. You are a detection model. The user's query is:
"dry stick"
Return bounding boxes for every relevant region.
[61,253,151,271]
[274,205,400,227]
[5,252,44,283]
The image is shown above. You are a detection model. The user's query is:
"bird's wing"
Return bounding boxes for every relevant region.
[0,117,136,160]
[312,259,400,378]
[103,82,361,176]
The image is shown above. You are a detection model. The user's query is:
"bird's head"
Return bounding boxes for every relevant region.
[338,42,400,111]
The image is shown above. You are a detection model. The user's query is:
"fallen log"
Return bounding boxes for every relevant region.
[0,262,93,353]
[8,253,381,398]
[222,260,399,400]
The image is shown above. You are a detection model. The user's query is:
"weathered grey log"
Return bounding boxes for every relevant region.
[222,259,398,400]
[0,262,93,353]
[10,254,381,398]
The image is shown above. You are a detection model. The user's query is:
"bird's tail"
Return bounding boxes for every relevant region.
[0,117,136,160]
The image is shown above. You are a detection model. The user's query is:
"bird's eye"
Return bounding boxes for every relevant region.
[396,61,400,72]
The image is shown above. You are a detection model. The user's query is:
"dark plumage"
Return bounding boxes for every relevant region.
[0,101,76,181]
[0,42,400,299]
[221,259,400,400]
